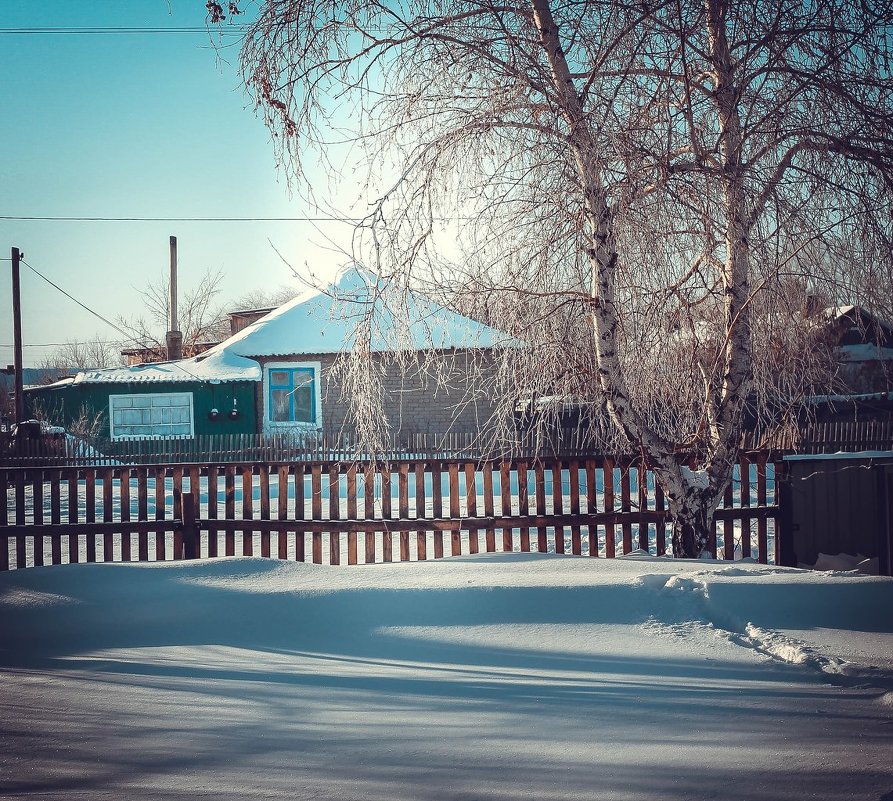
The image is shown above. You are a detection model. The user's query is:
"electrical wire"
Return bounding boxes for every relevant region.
[0,26,249,35]
[19,259,206,382]
[1,215,360,223]
[0,342,126,348]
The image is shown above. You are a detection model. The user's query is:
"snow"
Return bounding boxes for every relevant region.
[838,343,893,362]
[49,268,509,388]
[208,266,511,358]
[1,554,891,800]
[38,347,263,388]
[681,465,710,490]
[784,450,893,461]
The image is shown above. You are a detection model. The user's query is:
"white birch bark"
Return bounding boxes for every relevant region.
[237,0,893,556]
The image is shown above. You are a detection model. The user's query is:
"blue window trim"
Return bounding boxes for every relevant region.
[267,366,317,425]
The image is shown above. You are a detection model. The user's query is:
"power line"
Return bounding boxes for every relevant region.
[1,215,361,223]
[21,260,140,344]
[0,26,249,35]
[19,259,205,382]
[0,341,126,348]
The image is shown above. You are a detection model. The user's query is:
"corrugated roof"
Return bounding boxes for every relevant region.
[55,348,262,386]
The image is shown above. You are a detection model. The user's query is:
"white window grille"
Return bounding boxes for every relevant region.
[108,392,194,440]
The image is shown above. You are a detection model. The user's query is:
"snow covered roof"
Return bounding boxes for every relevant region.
[28,347,263,388]
[45,268,509,386]
[69,348,262,385]
[198,267,511,360]
[825,305,893,331]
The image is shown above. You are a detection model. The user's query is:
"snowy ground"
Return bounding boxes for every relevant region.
[1,554,891,800]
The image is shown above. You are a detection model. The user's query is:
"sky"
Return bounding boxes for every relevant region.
[1,1,354,367]
[1,553,892,799]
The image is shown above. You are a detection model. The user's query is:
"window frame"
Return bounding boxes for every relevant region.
[263,361,322,430]
[108,391,195,441]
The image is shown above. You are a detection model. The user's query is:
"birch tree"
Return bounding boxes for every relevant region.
[233,0,893,556]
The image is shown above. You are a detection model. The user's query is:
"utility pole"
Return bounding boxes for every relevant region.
[166,235,183,361]
[11,246,25,424]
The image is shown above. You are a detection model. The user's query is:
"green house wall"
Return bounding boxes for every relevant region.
[24,380,258,438]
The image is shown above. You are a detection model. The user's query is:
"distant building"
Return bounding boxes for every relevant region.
[120,342,217,366]
[227,307,277,337]
[118,307,283,366]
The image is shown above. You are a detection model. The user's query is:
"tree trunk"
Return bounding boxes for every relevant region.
[653,458,731,559]
[669,499,715,559]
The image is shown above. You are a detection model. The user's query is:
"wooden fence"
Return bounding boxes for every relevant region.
[3,419,890,468]
[2,428,619,467]
[2,453,781,570]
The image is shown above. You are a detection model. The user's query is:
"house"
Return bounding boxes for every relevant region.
[823,305,893,395]
[25,268,509,442]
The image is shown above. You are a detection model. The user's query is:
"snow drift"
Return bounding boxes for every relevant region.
[1,554,891,800]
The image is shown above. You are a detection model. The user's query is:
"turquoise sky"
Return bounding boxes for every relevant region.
[1,1,351,367]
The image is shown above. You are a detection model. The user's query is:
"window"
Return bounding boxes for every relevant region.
[109,392,194,440]
[266,365,318,425]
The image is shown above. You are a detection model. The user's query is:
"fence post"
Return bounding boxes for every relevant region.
[181,493,198,560]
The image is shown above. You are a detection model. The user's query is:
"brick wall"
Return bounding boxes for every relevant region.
[254,349,500,436]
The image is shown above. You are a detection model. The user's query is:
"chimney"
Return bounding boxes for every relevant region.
[166,235,183,361]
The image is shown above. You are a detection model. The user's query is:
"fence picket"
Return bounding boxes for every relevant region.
[120,468,131,563]
[518,460,530,553]
[637,459,649,553]
[569,459,581,555]
[364,466,375,564]
[67,470,79,564]
[32,474,44,567]
[739,454,752,559]
[172,467,184,561]
[535,461,547,552]
[295,465,306,563]
[585,459,597,557]
[483,461,496,553]
[348,464,359,564]
[260,466,271,558]
[619,464,632,555]
[552,462,564,554]
[449,462,461,556]
[329,464,341,566]
[101,469,114,563]
[224,465,236,557]
[756,455,768,564]
[655,478,666,557]
[155,467,166,561]
[432,464,443,559]
[380,465,392,563]
[137,468,149,562]
[241,468,253,557]
[500,461,513,553]
[414,462,426,560]
[465,462,479,555]
[398,463,410,562]
[311,465,323,564]
[207,465,219,559]
[603,458,616,558]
